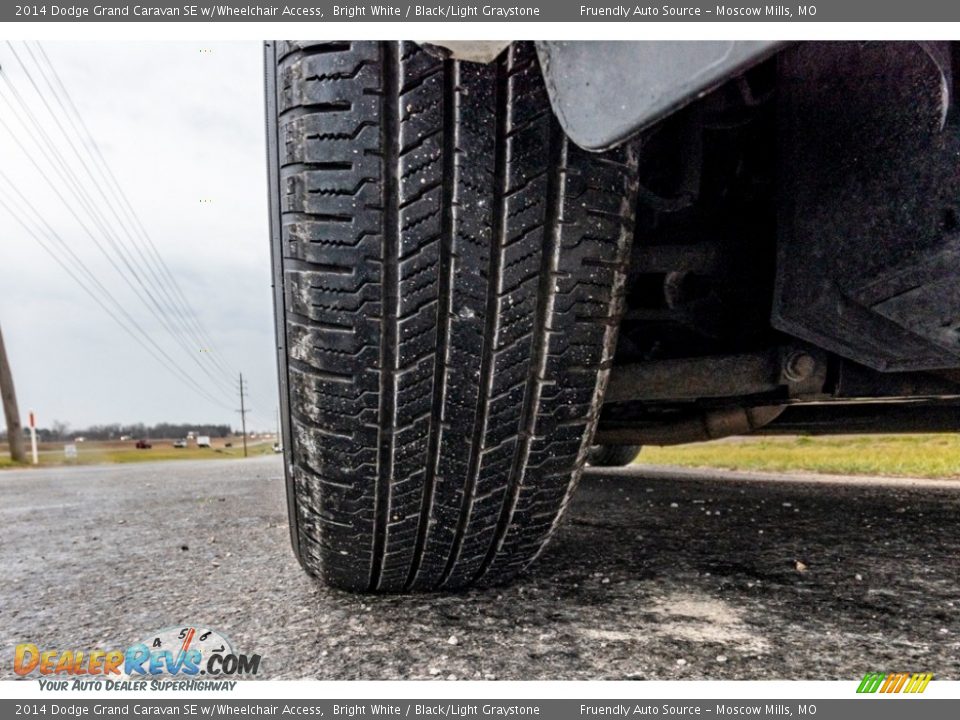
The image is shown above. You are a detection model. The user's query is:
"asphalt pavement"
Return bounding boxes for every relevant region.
[2,456,958,680]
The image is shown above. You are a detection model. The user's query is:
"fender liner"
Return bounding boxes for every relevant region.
[535,41,785,151]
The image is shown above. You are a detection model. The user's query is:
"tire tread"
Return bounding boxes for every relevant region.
[271,41,638,591]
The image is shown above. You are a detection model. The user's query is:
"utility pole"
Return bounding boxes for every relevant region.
[237,372,249,458]
[0,323,26,463]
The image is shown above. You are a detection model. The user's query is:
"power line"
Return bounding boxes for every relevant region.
[29,41,274,410]
[0,175,232,412]
[0,103,239,406]
[22,42,226,376]
[0,64,240,404]
[1,45,238,397]
[0,43,277,423]
[0,186,235,413]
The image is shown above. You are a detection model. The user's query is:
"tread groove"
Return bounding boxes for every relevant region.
[438,55,509,589]
[371,42,400,592]
[405,59,457,590]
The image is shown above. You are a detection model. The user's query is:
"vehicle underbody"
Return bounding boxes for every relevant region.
[576,41,960,447]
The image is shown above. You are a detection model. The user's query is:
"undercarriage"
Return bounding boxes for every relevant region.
[596,41,960,446]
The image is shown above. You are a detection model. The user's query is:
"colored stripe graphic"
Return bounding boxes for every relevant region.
[905,673,934,693]
[857,673,885,693]
[857,672,932,694]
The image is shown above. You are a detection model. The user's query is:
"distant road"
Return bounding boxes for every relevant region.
[2,458,958,679]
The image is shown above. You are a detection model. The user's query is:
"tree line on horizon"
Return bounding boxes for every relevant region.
[0,422,235,442]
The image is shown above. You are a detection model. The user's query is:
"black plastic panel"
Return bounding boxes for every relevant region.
[536,41,782,151]
[774,41,960,372]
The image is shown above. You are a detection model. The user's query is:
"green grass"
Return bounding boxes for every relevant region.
[4,434,959,478]
[638,434,960,478]
[0,439,276,469]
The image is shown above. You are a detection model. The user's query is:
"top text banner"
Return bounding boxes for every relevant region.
[8,0,960,22]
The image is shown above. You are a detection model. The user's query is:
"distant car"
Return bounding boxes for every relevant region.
[173,439,187,448]
[135,440,152,449]
[196,436,211,448]
[224,442,232,448]
[272,443,282,453]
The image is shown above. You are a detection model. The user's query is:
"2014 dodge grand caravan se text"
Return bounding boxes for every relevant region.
[264,40,960,592]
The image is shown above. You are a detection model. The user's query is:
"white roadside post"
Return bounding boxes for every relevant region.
[28,411,37,465]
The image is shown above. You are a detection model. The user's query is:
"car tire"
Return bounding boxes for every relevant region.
[266,40,639,591]
[587,444,642,467]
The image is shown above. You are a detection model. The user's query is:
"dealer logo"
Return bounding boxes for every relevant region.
[14,625,261,678]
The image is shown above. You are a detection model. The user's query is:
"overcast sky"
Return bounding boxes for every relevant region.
[0,42,278,432]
